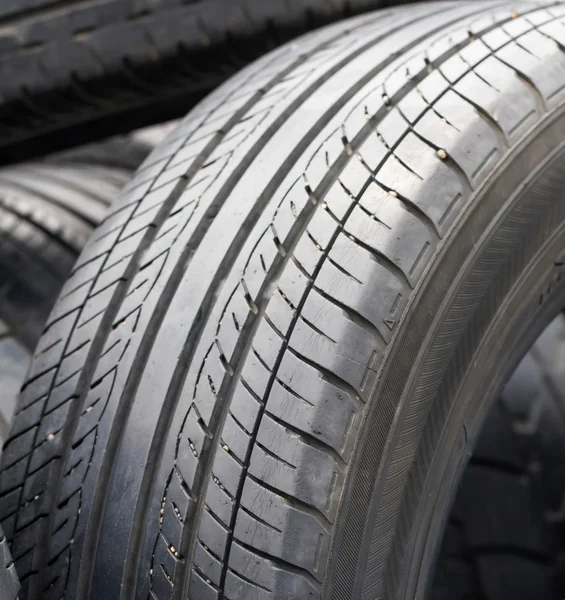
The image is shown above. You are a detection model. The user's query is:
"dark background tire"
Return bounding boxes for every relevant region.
[0,162,127,346]
[0,133,159,448]
[0,0,411,164]
[0,161,122,448]
[3,2,565,600]
[432,315,565,600]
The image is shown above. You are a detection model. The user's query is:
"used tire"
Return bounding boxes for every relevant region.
[433,314,565,600]
[3,2,565,599]
[0,146,151,448]
[0,0,409,163]
[0,163,117,446]
[0,132,166,600]
[0,525,19,600]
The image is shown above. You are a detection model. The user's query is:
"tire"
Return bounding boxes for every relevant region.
[0,0,409,164]
[3,2,565,599]
[0,524,19,600]
[0,134,163,600]
[0,162,127,342]
[0,150,148,448]
[432,314,565,600]
[45,123,177,173]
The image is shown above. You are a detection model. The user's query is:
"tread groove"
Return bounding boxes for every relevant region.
[7,4,565,600]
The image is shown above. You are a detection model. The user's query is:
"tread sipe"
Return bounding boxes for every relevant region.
[3,2,565,600]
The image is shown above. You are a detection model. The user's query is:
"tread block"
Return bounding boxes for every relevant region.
[250,414,343,518]
[161,470,193,552]
[187,569,220,600]
[176,404,209,492]
[227,541,321,600]
[199,509,230,561]
[151,533,178,600]
[193,541,223,587]
[236,476,330,579]
[415,91,502,186]
[229,382,262,436]
[211,445,244,500]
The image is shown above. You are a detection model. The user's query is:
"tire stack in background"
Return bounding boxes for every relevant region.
[0,127,171,600]
[0,4,401,598]
[0,6,402,598]
[0,142,141,448]
[2,2,565,600]
[0,0,406,163]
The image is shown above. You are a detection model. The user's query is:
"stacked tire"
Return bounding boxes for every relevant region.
[0,141,157,446]
[0,137,158,599]
[2,2,565,600]
[0,0,401,162]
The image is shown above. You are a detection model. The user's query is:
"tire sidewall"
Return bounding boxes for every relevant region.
[328,104,565,600]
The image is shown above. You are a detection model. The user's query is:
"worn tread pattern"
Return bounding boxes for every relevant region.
[0,132,165,600]
[0,131,159,446]
[0,165,114,452]
[3,2,565,600]
[0,160,127,600]
[0,522,19,600]
[0,0,413,163]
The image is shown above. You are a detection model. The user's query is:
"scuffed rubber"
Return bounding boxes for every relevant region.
[3,2,565,600]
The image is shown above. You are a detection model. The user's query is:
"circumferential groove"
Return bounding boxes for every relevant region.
[5,3,559,600]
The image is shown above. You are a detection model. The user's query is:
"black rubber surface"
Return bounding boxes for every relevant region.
[432,315,565,600]
[0,160,126,450]
[0,161,129,600]
[3,2,565,600]
[0,130,163,444]
[0,0,410,164]
[0,523,19,600]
